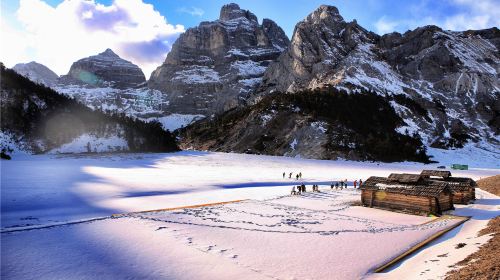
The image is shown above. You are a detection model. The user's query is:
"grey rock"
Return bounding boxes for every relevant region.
[148,3,289,115]
[60,49,146,89]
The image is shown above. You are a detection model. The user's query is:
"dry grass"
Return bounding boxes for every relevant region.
[476,175,500,196]
[445,217,500,280]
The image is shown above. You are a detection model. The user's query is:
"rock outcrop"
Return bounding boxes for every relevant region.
[13,61,59,86]
[60,49,146,89]
[148,3,289,115]
[258,5,499,149]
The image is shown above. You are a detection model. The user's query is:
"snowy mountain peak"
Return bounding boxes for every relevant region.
[219,3,257,23]
[13,61,59,86]
[148,3,289,115]
[59,49,146,89]
[100,48,120,58]
[258,5,499,152]
[305,5,344,24]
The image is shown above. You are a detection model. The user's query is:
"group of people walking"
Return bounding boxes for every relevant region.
[284,171,363,196]
[283,171,303,180]
[330,179,363,190]
[291,184,306,195]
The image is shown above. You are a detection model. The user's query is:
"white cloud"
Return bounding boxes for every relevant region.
[444,0,500,31]
[374,17,400,34]
[1,0,185,78]
[178,6,205,17]
[0,18,32,67]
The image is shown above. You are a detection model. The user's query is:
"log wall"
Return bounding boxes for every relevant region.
[452,190,474,204]
[360,190,454,215]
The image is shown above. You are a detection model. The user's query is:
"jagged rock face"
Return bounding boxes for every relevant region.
[260,5,378,93]
[259,5,500,149]
[60,49,146,89]
[13,62,59,86]
[148,3,289,115]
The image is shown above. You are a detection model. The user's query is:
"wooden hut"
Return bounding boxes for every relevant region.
[420,170,476,204]
[360,176,454,215]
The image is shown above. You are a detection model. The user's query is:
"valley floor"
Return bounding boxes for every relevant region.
[1,151,499,279]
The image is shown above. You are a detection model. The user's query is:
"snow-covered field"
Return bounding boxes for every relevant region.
[1,152,499,279]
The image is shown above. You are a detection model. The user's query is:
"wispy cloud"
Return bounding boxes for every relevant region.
[177,6,204,17]
[2,0,185,77]
[373,0,499,34]
[443,0,500,31]
[374,17,399,34]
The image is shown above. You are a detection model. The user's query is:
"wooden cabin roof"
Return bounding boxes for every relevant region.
[439,177,477,191]
[388,173,424,184]
[361,176,452,197]
[420,170,452,178]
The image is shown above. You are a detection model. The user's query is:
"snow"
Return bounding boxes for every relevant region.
[230,60,266,77]
[311,121,328,133]
[365,189,499,280]
[427,141,500,169]
[0,131,31,155]
[290,138,298,150]
[172,66,221,84]
[49,134,128,154]
[2,151,497,228]
[227,48,248,57]
[239,77,262,87]
[149,114,205,131]
[53,85,167,118]
[1,151,498,279]
[219,16,257,32]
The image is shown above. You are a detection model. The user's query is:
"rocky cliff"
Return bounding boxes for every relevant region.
[148,3,289,115]
[60,49,146,89]
[181,5,499,162]
[258,5,499,149]
[13,62,59,87]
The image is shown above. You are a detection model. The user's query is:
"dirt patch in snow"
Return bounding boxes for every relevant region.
[477,175,500,196]
[445,216,500,280]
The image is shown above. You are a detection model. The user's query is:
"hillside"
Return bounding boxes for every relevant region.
[180,87,430,162]
[0,64,179,157]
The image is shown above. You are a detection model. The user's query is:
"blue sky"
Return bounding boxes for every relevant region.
[1,0,498,77]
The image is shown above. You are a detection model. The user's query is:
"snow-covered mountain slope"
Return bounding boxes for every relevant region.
[12,54,200,132]
[148,3,289,115]
[258,5,499,151]
[0,65,178,157]
[12,61,59,86]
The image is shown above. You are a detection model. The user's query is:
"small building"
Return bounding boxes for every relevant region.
[360,176,454,215]
[420,170,476,204]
